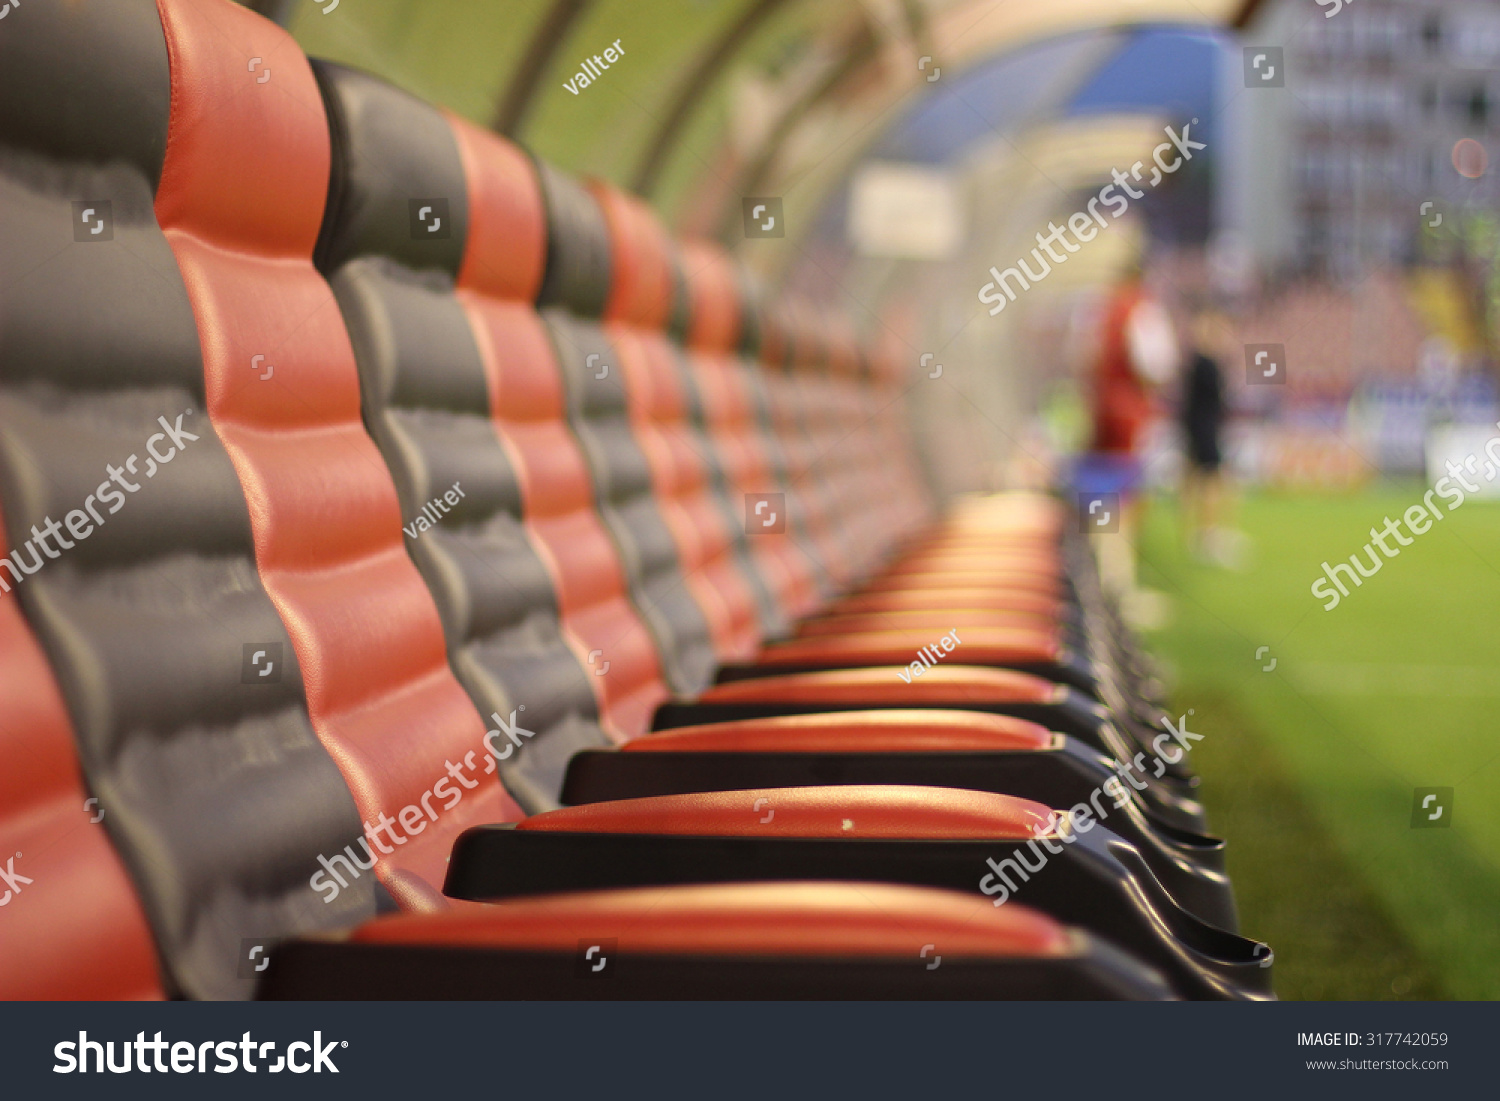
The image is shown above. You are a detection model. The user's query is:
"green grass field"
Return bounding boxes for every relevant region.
[1137,488,1500,999]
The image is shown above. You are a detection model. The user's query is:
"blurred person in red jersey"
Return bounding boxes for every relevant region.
[1081,259,1179,609]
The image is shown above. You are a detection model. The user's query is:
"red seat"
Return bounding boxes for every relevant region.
[154,0,523,910]
[352,880,1068,958]
[623,711,1053,754]
[0,0,1241,1002]
[697,666,1066,707]
[516,785,1053,839]
[0,516,161,1000]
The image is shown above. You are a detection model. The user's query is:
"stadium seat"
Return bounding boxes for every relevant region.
[310,49,1211,845]
[0,0,1270,1001]
[307,38,1258,996]
[0,511,161,999]
[0,0,379,999]
[260,881,1178,1001]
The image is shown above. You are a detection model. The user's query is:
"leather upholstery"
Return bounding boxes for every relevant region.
[154,0,520,922]
[592,183,676,330]
[0,0,1222,1004]
[610,325,765,663]
[754,627,1064,671]
[330,259,606,812]
[351,880,1070,957]
[534,160,611,318]
[312,64,469,279]
[684,340,823,621]
[624,710,1053,753]
[315,63,619,810]
[517,785,1054,840]
[682,253,834,611]
[451,110,547,302]
[0,0,376,999]
[546,309,717,695]
[462,296,670,742]
[0,512,161,1000]
[699,666,1066,707]
[679,240,742,355]
[0,0,172,190]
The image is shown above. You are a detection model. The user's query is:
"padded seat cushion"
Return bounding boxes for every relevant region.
[832,589,1061,615]
[754,628,1064,669]
[698,666,1066,706]
[154,0,521,913]
[624,710,1052,753]
[0,0,375,998]
[796,610,1055,637]
[546,309,717,695]
[351,880,1070,957]
[610,325,765,663]
[0,516,161,1000]
[517,785,1054,839]
[314,63,618,809]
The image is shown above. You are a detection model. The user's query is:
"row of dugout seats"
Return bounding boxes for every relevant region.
[0,0,1272,1000]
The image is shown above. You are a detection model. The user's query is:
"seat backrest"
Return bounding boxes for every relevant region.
[533,168,721,696]
[0,0,379,999]
[153,0,523,915]
[313,63,678,801]
[856,337,936,554]
[589,180,772,665]
[0,510,161,999]
[776,303,920,586]
[757,302,854,589]
[676,244,826,623]
[731,299,839,609]
[546,305,719,695]
[312,62,609,813]
[604,314,767,665]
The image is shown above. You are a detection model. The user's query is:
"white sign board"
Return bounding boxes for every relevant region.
[1425,423,1500,500]
[847,162,964,260]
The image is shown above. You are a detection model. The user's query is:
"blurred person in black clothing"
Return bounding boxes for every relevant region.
[1179,311,1244,566]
